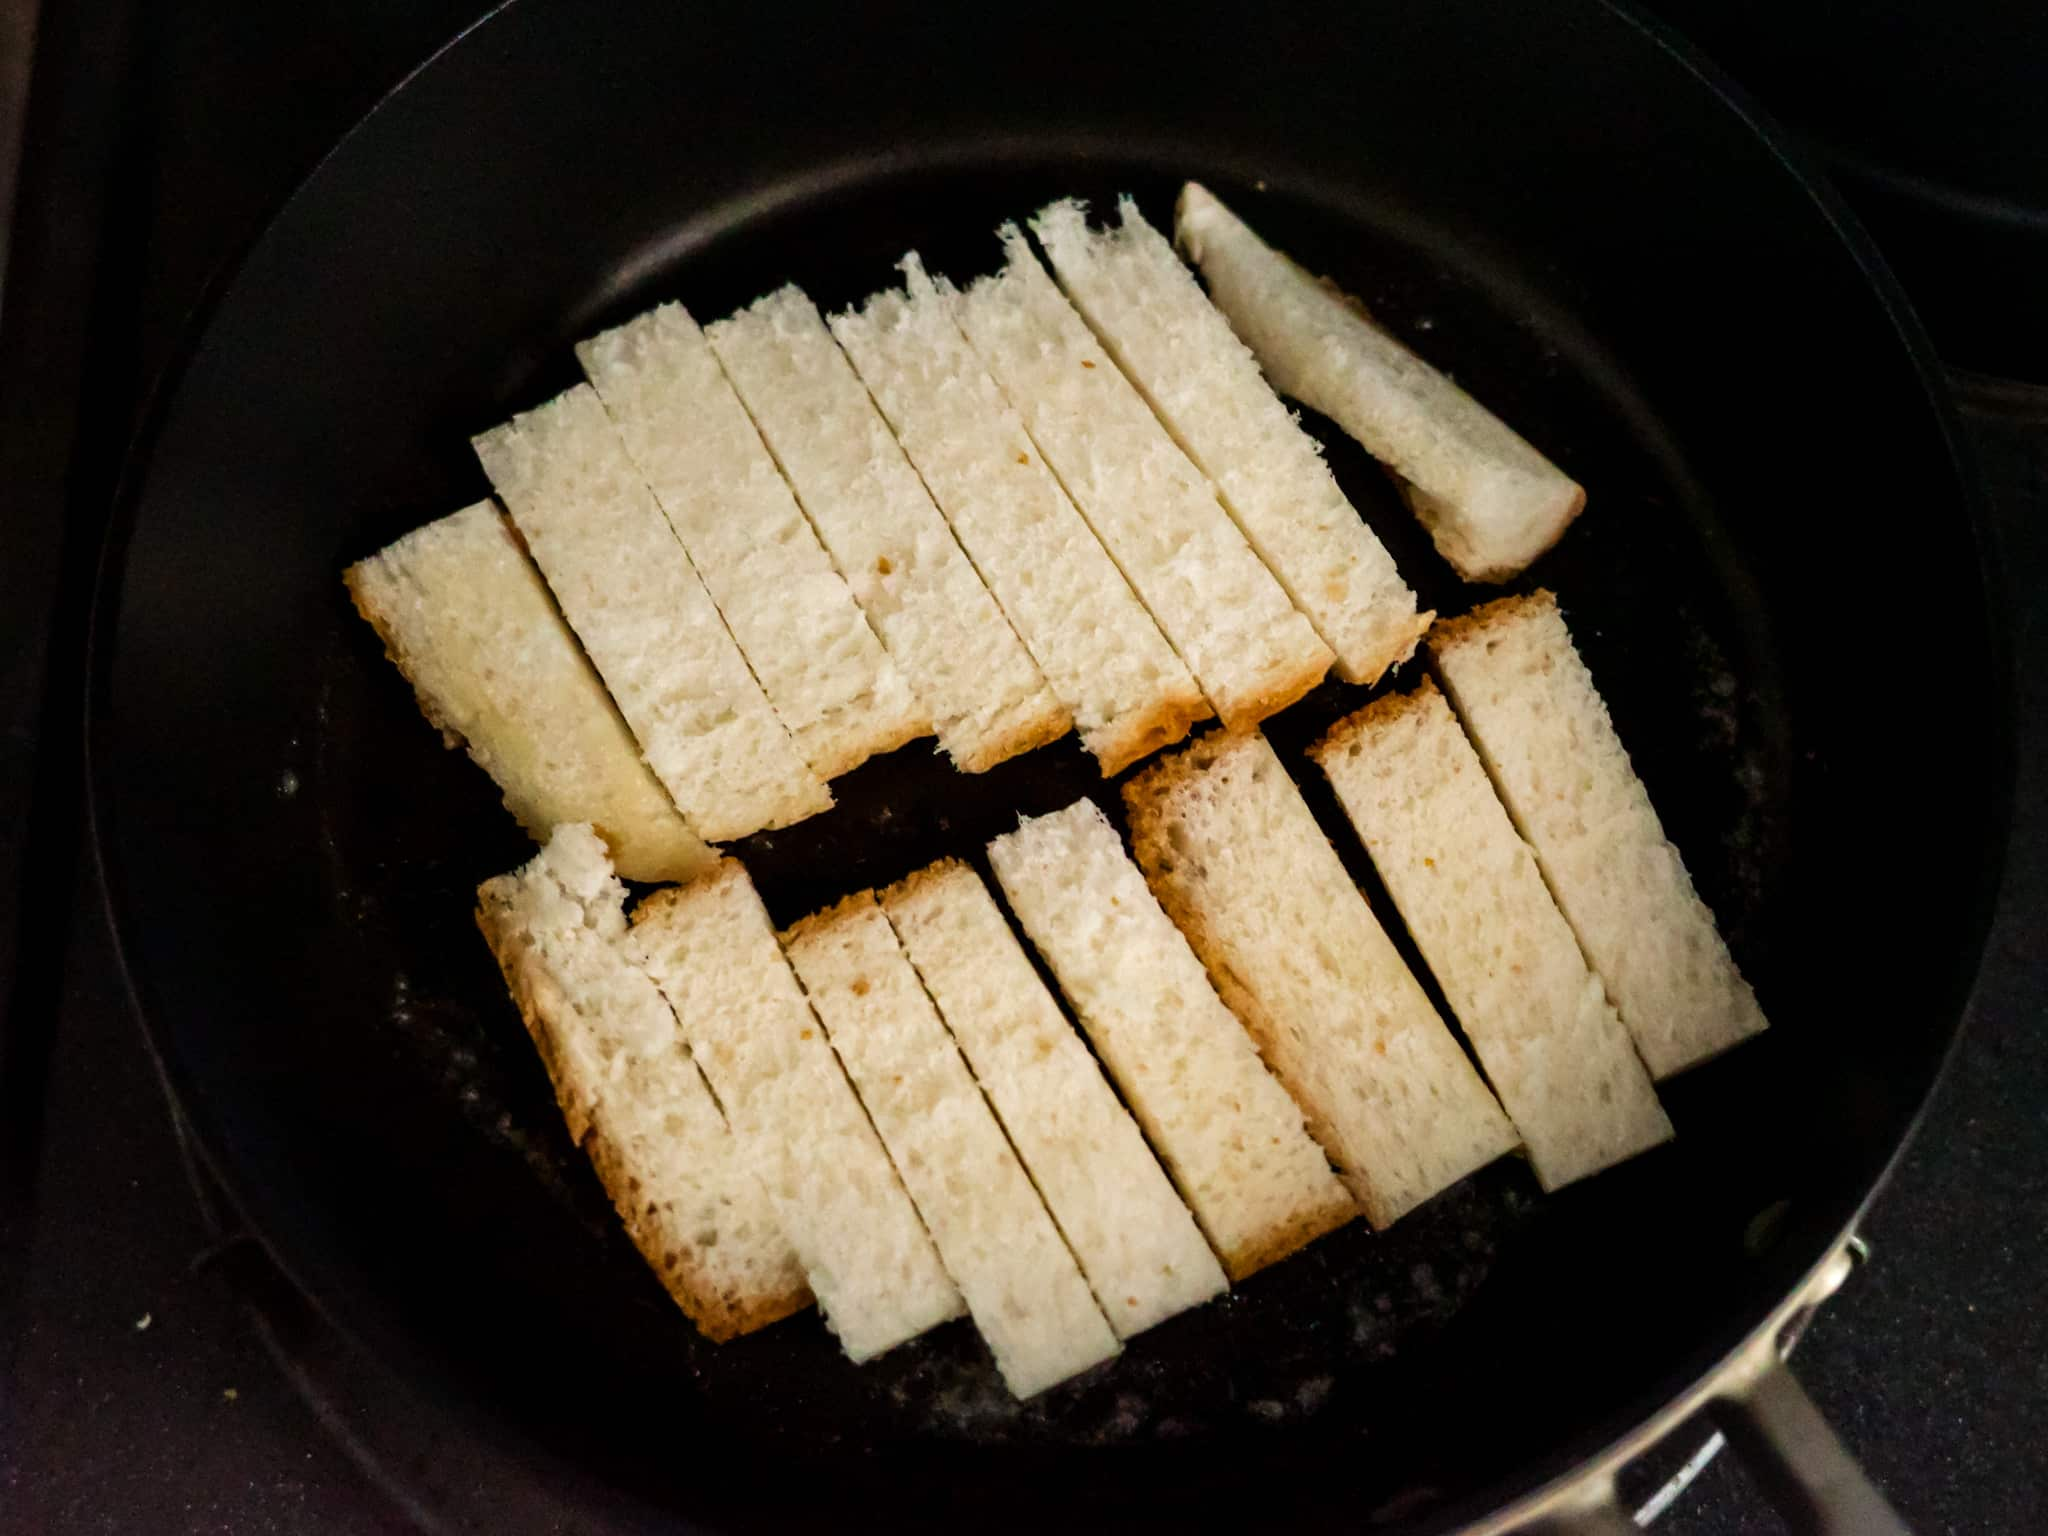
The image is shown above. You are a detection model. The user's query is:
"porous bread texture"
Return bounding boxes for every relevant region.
[631,860,962,1362]
[987,800,1355,1279]
[473,825,806,1340]
[472,385,830,840]
[881,860,1227,1337]
[1032,198,1428,686]
[1312,681,1673,1187]
[1123,730,1517,1228]
[1428,592,1768,1076]
[578,303,927,781]
[707,287,1069,774]
[345,501,712,881]
[1175,183,1583,585]
[782,892,1118,1399]
[829,255,1208,776]
[953,225,1333,728]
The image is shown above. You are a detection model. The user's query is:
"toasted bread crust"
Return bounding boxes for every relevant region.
[342,566,463,747]
[580,1114,812,1341]
[1309,675,1444,762]
[800,707,934,784]
[1212,646,1333,733]
[1422,588,1558,657]
[1332,607,1435,689]
[1120,738,1372,1217]
[949,694,1075,775]
[1089,687,1212,779]
[1220,1189,1360,1282]
[777,888,881,951]
[474,891,809,1342]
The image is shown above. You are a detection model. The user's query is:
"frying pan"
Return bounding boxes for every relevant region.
[86,0,2010,1530]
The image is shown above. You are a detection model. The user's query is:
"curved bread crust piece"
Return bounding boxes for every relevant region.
[474,826,807,1340]
[783,893,1117,1399]
[954,227,1333,728]
[1123,731,1517,1228]
[1176,183,1583,584]
[578,303,927,781]
[631,860,963,1362]
[1427,592,1768,1076]
[988,800,1354,1279]
[1312,682,1672,1187]
[882,860,1226,1338]
[1032,198,1427,687]
[707,287,1069,774]
[473,385,830,840]
[345,501,712,882]
[829,255,1208,776]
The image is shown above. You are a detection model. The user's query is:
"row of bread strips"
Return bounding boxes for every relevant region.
[472,593,1759,1392]
[355,184,1585,877]
[477,823,1231,1398]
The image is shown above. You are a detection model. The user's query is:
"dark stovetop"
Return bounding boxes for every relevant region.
[3,3,2043,1531]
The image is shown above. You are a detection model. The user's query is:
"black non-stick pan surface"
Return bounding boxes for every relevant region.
[88,0,2008,1529]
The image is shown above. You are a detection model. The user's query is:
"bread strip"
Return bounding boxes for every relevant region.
[987,801,1354,1278]
[578,304,927,781]
[346,502,712,882]
[474,827,807,1340]
[882,860,1225,1338]
[631,861,962,1362]
[1175,183,1583,584]
[783,894,1117,1398]
[473,386,829,840]
[1123,731,1517,1227]
[1313,682,1673,1186]
[1428,593,1768,1076]
[1032,199,1428,687]
[829,257,1207,775]
[954,228,1334,728]
[706,288,1069,774]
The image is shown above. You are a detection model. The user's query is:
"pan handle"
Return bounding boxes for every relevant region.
[1707,1361,1909,1535]
[1495,1235,1911,1536]
[1698,1235,1910,1535]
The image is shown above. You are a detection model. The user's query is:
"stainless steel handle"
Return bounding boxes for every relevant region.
[1481,1234,1908,1536]
[1709,1362,1910,1535]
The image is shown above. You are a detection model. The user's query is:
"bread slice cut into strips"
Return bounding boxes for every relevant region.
[473,385,830,840]
[346,500,712,881]
[881,859,1227,1337]
[1312,680,1673,1186]
[474,825,807,1341]
[987,799,1355,1279]
[631,859,963,1361]
[1124,730,1517,1227]
[783,892,1118,1398]
[1176,182,1583,584]
[1032,197,1427,686]
[954,225,1334,728]
[830,255,1208,776]
[579,302,927,781]
[707,286,1069,774]
[1428,592,1768,1076]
